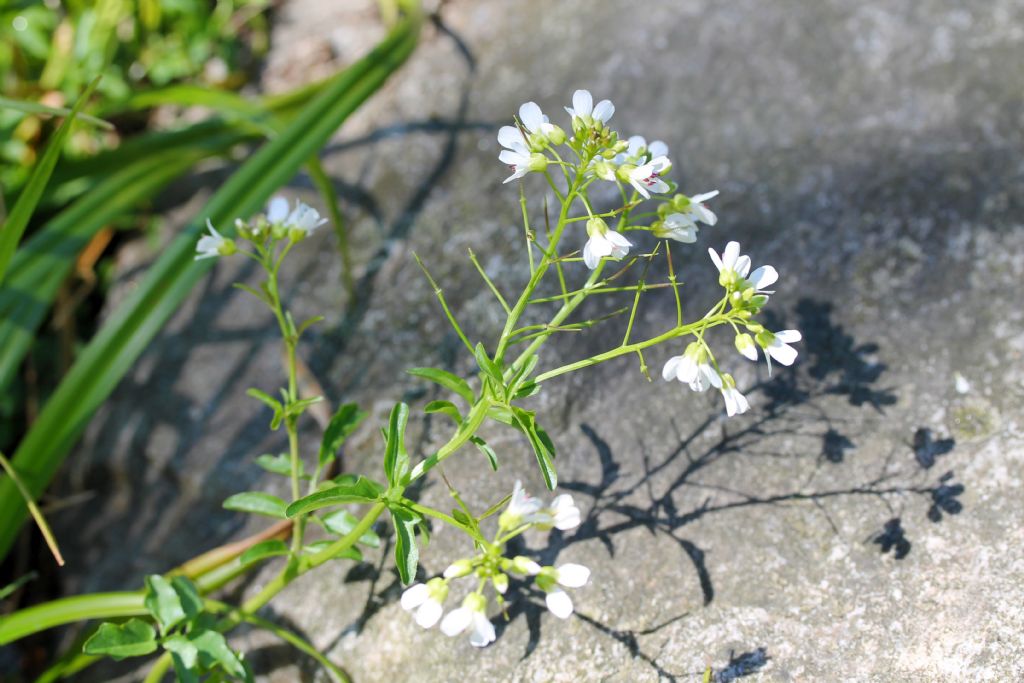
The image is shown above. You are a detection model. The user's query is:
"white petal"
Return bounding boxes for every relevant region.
[545,588,574,619]
[734,390,750,414]
[627,135,646,156]
[414,600,443,628]
[677,355,699,383]
[497,125,526,150]
[723,389,738,417]
[690,190,719,203]
[519,101,544,132]
[572,89,593,116]
[648,155,671,172]
[440,608,472,637]
[605,230,632,249]
[468,613,496,647]
[266,196,289,223]
[670,226,697,243]
[689,372,711,392]
[555,563,590,588]
[662,356,683,381]
[589,235,614,258]
[691,204,717,226]
[708,247,724,271]
[629,177,651,199]
[775,329,802,343]
[767,340,798,366]
[700,363,723,388]
[498,149,528,165]
[648,140,668,158]
[401,584,429,611]
[740,343,759,362]
[551,495,581,530]
[647,178,670,195]
[734,254,751,278]
[582,240,599,269]
[592,99,614,123]
[722,241,740,271]
[503,168,526,184]
[748,265,778,290]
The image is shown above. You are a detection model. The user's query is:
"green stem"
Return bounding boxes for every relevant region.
[0,451,63,566]
[408,399,491,480]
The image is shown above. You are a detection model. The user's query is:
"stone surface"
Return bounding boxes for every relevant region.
[41,0,1024,681]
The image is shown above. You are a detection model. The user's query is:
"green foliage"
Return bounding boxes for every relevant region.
[318,403,366,467]
[82,619,157,660]
[383,402,410,488]
[222,492,288,519]
[239,540,290,567]
[391,506,421,585]
[406,367,475,404]
[285,477,385,517]
[321,509,382,548]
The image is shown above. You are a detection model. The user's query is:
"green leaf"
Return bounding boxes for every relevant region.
[285,477,384,518]
[301,540,362,562]
[513,380,541,400]
[318,403,366,467]
[512,408,557,490]
[82,619,157,660]
[0,95,114,129]
[469,435,499,471]
[190,629,248,680]
[424,400,462,424]
[169,577,202,623]
[486,405,515,425]
[321,509,381,547]
[163,634,199,670]
[246,389,283,430]
[406,367,474,404]
[0,79,99,287]
[474,343,505,386]
[0,7,424,562]
[239,540,290,567]
[383,402,410,487]
[143,575,186,633]
[451,508,472,527]
[391,506,420,585]
[509,354,539,391]
[254,453,292,476]
[223,492,288,519]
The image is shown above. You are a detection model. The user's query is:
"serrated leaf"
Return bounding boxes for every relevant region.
[285,477,383,518]
[223,492,288,518]
[321,509,381,547]
[254,453,292,476]
[406,367,474,404]
[383,402,410,488]
[239,539,290,567]
[469,435,499,471]
[424,400,462,424]
[190,629,248,680]
[82,619,157,660]
[318,403,366,467]
[144,575,186,633]
[391,506,420,585]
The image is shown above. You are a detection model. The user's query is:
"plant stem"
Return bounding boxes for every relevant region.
[0,451,63,566]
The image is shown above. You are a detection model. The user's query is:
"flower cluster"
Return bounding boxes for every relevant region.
[401,481,588,647]
[662,240,801,415]
[495,89,720,272]
[195,196,326,260]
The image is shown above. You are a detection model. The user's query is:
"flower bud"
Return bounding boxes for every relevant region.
[547,125,566,145]
[508,555,542,576]
[425,577,449,603]
[671,194,692,212]
[492,573,509,595]
[735,333,755,356]
[463,592,487,613]
[288,226,307,243]
[443,559,474,579]
[527,153,549,173]
[218,239,237,256]
[615,163,637,184]
[592,159,617,180]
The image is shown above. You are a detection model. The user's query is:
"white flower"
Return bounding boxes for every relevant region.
[582,228,631,269]
[518,101,556,140]
[734,333,758,361]
[628,155,671,198]
[401,578,448,629]
[719,374,750,417]
[499,480,551,529]
[549,494,581,531]
[658,191,719,242]
[497,126,547,184]
[537,563,591,619]
[657,213,699,243]
[285,201,327,236]
[708,241,777,297]
[266,196,290,223]
[440,594,495,647]
[621,135,668,164]
[761,329,802,369]
[564,89,615,125]
[662,342,722,392]
[195,219,234,260]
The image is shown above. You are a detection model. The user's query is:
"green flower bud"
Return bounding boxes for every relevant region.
[463,592,487,612]
[492,573,509,595]
[426,577,449,603]
[444,559,474,579]
[218,239,237,256]
[615,163,637,184]
[288,226,307,243]
[547,125,566,145]
[586,216,609,237]
[735,333,755,355]
[671,194,692,212]
[592,158,617,180]
[508,555,542,576]
[527,153,549,173]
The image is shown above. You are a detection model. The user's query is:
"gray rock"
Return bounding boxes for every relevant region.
[46,0,1024,681]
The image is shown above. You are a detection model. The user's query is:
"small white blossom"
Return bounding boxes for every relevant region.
[195,219,234,260]
[285,201,327,236]
[440,594,495,647]
[499,480,551,529]
[401,578,448,629]
[708,241,777,297]
[508,555,542,576]
[564,89,615,125]
[657,191,719,243]
[621,135,668,164]
[266,196,290,223]
[582,228,631,269]
[762,329,802,369]
[719,374,750,417]
[549,494,581,531]
[734,333,758,361]
[443,559,474,579]
[517,101,557,141]
[497,125,548,184]
[628,155,671,198]
[662,342,722,392]
[537,563,591,619]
